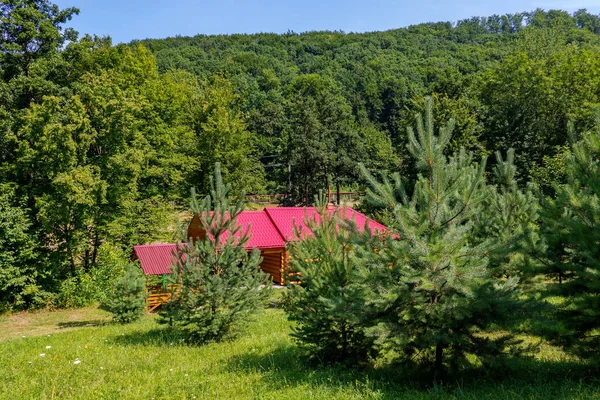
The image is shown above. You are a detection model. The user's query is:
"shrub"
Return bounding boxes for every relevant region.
[56,244,130,309]
[102,263,146,323]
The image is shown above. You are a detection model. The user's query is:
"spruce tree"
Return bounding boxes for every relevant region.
[359,97,522,374]
[541,122,600,360]
[102,263,146,324]
[160,163,271,343]
[283,196,379,364]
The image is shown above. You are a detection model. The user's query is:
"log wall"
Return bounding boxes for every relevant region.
[260,250,285,285]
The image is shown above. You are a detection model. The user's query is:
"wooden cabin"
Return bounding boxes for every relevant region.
[133,207,389,312]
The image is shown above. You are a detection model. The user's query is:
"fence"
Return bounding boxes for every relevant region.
[246,192,363,205]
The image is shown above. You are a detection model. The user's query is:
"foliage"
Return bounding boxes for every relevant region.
[101,263,146,323]
[472,149,541,279]
[160,163,271,342]
[358,97,523,373]
[477,44,600,176]
[192,74,266,194]
[284,75,362,204]
[56,243,131,309]
[540,121,600,360]
[0,184,46,311]
[530,145,571,194]
[283,197,379,364]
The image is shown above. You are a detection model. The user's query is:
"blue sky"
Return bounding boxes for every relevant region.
[56,0,600,44]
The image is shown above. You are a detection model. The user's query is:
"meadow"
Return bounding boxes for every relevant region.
[1,304,599,400]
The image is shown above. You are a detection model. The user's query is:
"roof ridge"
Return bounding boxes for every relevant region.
[134,243,176,247]
[263,208,288,244]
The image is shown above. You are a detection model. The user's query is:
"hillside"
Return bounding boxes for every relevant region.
[136,9,600,194]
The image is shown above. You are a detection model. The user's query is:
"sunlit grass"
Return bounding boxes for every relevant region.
[0,307,599,399]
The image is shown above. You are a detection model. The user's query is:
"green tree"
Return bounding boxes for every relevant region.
[478,45,600,175]
[359,97,522,374]
[285,74,362,205]
[0,184,45,311]
[473,149,541,279]
[192,74,265,195]
[160,164,271,342]
[541,121,600,360]
[284,198,379,364]
[8,44,195,279]
[0,0,79,107]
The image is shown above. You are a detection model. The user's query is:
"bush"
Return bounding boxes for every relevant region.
[101,263,147,323]
[56,244,130,309]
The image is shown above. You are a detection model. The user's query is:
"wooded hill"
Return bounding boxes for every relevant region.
[137,8,600,196]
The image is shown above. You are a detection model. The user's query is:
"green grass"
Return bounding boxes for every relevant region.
[0,307,599,400]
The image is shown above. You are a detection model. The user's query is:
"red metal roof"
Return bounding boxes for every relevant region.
[133,243,179,275]
[134,206,390,275]
[264,207,389,241]
[224,210,286,249]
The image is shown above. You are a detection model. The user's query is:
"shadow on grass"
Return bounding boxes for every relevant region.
[225,346,600,399]
[58,320,109,329]
[110,326,191,347]
[226,345,416,399]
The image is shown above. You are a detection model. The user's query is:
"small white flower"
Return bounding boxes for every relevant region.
[74,359,81,365]
[100,367,104,370]
[39,354,45,357]
[46,346,51,349]
[185,374,188,377]
[169,368,173,371]
[22,336,26,338]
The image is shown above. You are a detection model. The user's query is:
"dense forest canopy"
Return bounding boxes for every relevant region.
[136,8,600,192]
[2,1,600,312]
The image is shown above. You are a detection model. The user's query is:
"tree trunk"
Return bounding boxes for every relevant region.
[305,183,309,206]
[341,322,348,361]
[336,181,341,205]
[435,343,444,376]
[91,227,100,268]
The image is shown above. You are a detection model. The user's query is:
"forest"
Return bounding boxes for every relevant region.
[1,0,600,373]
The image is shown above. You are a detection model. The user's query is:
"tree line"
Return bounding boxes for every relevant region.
[1,0,600,313]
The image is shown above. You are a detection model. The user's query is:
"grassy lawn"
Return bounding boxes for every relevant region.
[0,307,112,343]
[0,306,599,400]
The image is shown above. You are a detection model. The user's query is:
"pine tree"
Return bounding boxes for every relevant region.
[541,121,600,360]
[160,163,271,343]
[102,263,146,324]
[472,149,541,280]
[283,196,379,364]
[359,97,522,374]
